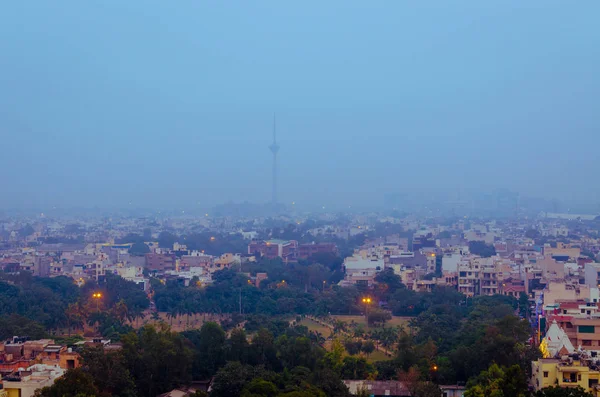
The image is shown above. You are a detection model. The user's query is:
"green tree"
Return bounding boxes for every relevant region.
[411,382,442,397]
[518,292,529,317]
[210,362,253,397]
[340,356,374,379]
[158,231,178,248]
[464,363,528,397]
[249,328,281,371]
[367,309,392,327]
[129,242,150,256]
[241,378,279,397]
[19,224,35,237]
[228,327,250,363]
[183,322,227,378]
[0,314,47,340]
[312,368,351,397]
[360,340,375,357]
[374,268,405,292]
[276,335,321,370]
[34,368,99,397]
[534,386,594,397]
[279,391,326,397]
[343,339,362,356]
[468,241,496,258]
[437,230,452,239]
[121,324,193,396]
[80,346,137,397]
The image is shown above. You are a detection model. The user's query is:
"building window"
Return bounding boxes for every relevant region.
[579,325,595,333]
[543,371,549,378]
[583,340,592,346]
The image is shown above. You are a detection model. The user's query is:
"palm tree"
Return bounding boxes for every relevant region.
[166,310,175,326]
[333,320,346,335]
[65,303,84,336]
[112,300,129,325]
[133,310,146,328]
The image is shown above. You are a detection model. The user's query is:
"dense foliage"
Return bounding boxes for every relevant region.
[0,271,149,339]
[37,322,351,397]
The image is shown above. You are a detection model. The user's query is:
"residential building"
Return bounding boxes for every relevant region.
[297,242,337,259]
[1,364,65,397]
[499,278,526,298]
[543,243,581,261]
[340,269,379,288]
[180,254,212,270]
[344,252,384,272]
[457,259,481,297]
[585,263,600,288]
[342,380,465,397]
[211,253,241,273]
[145,253,176,273]
[442,252,464,273]
[456,256,513,297]
[543,282,595,307]
[388,251,427,270]
[550,314,600,350]
[537,256,565,281]
[480,261,500,296]
[531,354,600,394]
[0,337,80,375]
[248,239,298,262]
[343,380,410,396]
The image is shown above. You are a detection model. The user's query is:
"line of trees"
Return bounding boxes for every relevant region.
[0,272,149,340]
[35,321,353,397]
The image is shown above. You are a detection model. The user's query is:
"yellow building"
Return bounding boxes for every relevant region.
[543,242,581,260]
[531,357,600,395]
[1,364,65,397]
[211,253,241,273]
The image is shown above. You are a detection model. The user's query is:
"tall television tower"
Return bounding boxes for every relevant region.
[269,114,280,205]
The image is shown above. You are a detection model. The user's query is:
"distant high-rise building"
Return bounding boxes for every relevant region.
[269,114,280,205]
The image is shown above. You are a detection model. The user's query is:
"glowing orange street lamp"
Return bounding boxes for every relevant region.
[361,297,372,327]
[92,292,102,311]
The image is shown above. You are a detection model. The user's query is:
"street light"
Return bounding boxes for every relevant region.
[361,297,372,328]
[92,292,102,311]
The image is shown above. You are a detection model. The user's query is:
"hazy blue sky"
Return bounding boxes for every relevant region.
[1,1,598,210]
